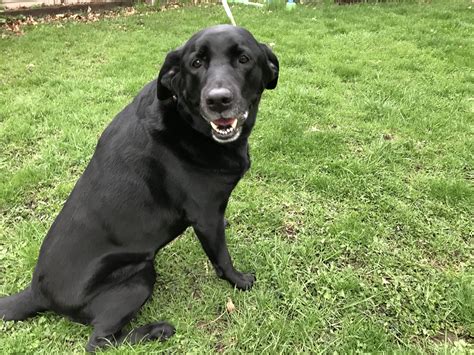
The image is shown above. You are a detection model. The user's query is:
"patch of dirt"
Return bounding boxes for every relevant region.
[1,7,129,36]
[215,341,226,353]
[430,331,474,344]
[282,221,298,240]
[280,202,306,241]
[1,4,185,36]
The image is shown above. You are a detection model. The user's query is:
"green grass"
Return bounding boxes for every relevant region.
[1,1,473,353]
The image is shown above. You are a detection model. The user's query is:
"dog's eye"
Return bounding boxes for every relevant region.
[191,58,202,68]
[239,55,250,64]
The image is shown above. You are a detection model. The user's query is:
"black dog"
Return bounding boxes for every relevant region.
[0,25,278,351]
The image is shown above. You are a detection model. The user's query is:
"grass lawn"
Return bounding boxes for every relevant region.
[0,1,473,353]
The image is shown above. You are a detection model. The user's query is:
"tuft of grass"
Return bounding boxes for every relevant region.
[1,1,473,353]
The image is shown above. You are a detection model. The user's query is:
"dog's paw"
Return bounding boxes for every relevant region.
[143,321,176,341]
[232,272,256,291]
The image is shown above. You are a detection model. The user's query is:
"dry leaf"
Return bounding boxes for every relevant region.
[226,297,235,313]
[1,6,173,35]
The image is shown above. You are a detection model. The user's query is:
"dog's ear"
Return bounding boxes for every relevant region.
[260,44,279,90]
[157,47,182,100]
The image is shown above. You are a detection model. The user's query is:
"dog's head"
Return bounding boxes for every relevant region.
[157,25,279,144]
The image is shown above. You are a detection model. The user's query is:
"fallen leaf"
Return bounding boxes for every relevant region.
[226,297,235,313]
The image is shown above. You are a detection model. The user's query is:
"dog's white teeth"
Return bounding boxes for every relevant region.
[211,120,240,136]
[244,111,248,119]
[213,126,235,136]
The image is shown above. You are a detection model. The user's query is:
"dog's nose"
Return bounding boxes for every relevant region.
[205,88,233,113]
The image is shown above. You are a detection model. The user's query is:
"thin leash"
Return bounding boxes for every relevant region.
[222,0,237,26]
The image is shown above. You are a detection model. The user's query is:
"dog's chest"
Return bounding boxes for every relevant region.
[147,142,247,208]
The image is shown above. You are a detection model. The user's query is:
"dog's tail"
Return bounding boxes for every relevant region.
[0,285,45,321]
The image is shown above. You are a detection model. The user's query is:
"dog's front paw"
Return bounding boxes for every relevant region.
[145,322,176,341]
[231,272,255,291]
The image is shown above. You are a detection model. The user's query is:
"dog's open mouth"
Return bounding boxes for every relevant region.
[209,112,248,143]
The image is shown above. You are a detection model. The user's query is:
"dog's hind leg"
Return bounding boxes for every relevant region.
[84,263,175,352]
[0,285,46,321]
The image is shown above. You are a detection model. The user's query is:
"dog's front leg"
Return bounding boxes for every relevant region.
[193,218,255,290]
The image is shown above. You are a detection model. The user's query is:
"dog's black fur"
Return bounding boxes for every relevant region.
[0,25,278,351]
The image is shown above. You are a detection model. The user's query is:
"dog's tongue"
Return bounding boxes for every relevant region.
[214,118,236,127]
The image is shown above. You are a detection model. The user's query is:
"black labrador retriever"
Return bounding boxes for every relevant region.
[0,25,278,351]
